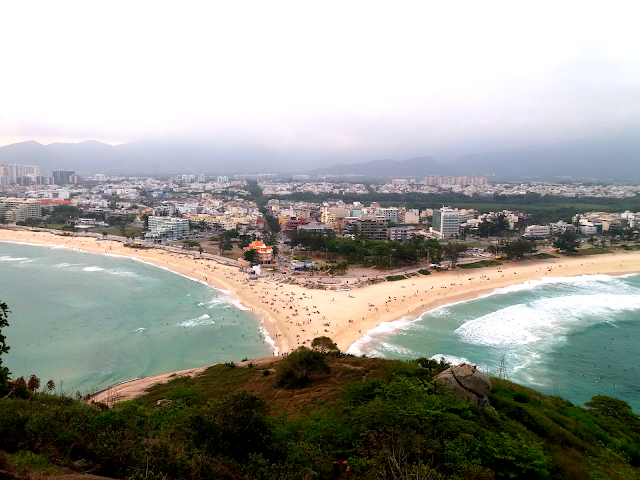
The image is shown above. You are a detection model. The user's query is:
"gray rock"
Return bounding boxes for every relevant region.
[433,363,493,407]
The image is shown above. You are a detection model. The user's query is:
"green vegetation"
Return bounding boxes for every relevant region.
[0,302,10,397]
[274,347,331,388]
[573,247,613,255]
[553,230,581,252]
[2,352,640,479]
[102,226,144,237]
[288,229,446,269]
[386,274,407,281]
[2,303,640,480]
[458,260,502,269]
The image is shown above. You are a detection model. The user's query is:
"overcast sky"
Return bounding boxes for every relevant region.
[1,1,638,161]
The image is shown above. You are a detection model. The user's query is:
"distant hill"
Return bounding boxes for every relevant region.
[308,136,640,181]
[450,136,640,181]
[1,136,638,180]
[308,156,453,177]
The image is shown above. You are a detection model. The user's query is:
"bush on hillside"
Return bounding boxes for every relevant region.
[275,347,331,388]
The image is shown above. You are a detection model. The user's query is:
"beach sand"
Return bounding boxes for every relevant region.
[3,228,640,401]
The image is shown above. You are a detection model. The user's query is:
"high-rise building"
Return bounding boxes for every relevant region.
[0,164,40,184]
[52,170,75,184]
[432,206,460,239]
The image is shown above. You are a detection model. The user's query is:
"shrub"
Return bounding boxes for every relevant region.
[513,391,531,403]
[310,336,338,354]
[274,347,331,389]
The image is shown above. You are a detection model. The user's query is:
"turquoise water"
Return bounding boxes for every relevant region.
[348,274,640,411]
[0,242,272,395]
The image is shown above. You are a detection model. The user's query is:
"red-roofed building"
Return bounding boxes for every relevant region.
[243,241,274,264]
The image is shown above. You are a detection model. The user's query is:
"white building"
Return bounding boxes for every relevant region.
[145,216,190,241]
[387,227,410,242]
[432,207,459,239]
[375,207,400,223]
[523,225,551,238]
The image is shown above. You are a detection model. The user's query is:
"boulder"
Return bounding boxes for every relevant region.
[433,363,493,407]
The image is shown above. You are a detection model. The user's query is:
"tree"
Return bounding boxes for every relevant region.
[311,336,338,354]
[275,346,331,388]
[45,379,55,393]
[27,374,41,392]
[0,301,11,396]
[243,248,258,264]
[0,214,7,225]
[444,243,467,268]
[219,237,233,254]
[552,230,580,252]
[585,395,637,422]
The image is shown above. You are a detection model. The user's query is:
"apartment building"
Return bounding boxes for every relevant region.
[357,215,388,240]
[432,207,459,239]
[0,198,42,222]
[145,216,189,241]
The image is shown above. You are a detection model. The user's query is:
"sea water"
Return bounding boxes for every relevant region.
[348,274,640,411]
[0,241,272,394]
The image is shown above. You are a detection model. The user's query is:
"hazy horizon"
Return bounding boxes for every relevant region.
[1,2,638,165]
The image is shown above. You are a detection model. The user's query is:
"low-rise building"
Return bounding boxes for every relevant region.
[523,225,551,238]
[387,227,410,242]
[244,241,274,264]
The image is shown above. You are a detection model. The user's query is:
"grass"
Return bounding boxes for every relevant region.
[100,226,144,237]
[458,260,502,269]
[573,247,612,255]
[464,242,490,247]
[39,223,69,230]
[533,252,558,259]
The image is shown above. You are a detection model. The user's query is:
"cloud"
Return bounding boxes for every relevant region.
[0,1,638,161]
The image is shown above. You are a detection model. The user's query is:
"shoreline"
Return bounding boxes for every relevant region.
[3,228,640,397]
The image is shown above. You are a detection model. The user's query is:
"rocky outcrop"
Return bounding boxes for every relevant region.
[433,363,493,407]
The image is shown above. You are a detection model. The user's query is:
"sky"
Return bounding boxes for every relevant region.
[1,1,638,162]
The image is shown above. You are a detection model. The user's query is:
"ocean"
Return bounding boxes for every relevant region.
[0,241,272,395]
[348,273,640,411]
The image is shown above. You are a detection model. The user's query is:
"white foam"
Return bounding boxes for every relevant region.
[455,294,640,347]
[176,314,214,327]
[429,353,470,365]
[346,315,416,356]
[0,256,29,261]
[83,266,104,272]
[108,270,140,278]
[133,327,146,332]
[488,274,633,296]
[230,299,251,311]
[259,320,279,356]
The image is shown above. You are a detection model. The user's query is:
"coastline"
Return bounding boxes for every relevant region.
[3,228,640,397]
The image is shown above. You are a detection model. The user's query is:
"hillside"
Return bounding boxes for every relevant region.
[2,353,639,480]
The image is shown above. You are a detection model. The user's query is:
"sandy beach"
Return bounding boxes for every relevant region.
[3,227,640,401]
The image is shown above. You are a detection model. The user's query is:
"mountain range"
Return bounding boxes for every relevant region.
[1,136,638,181]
